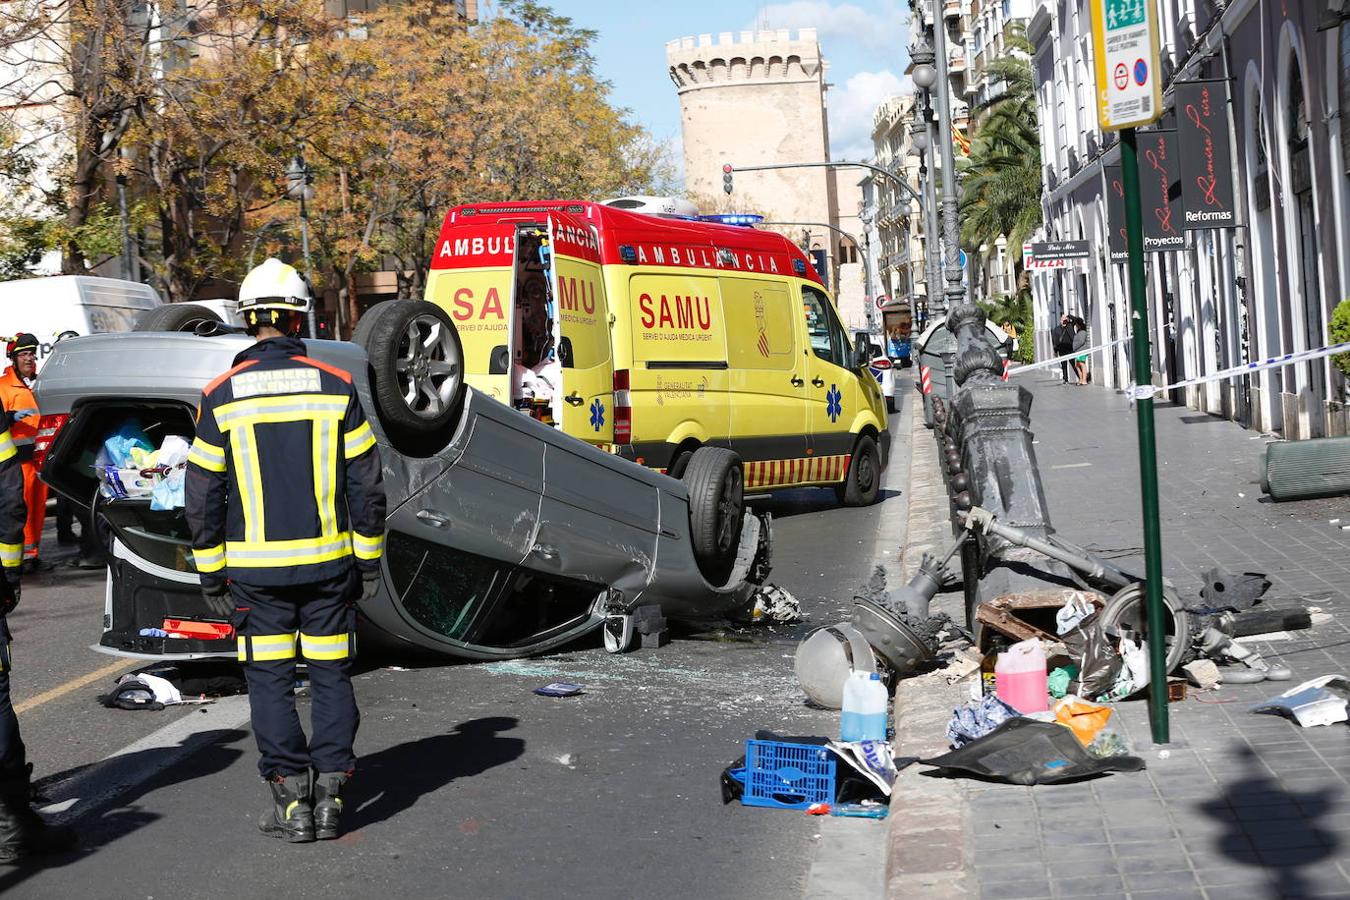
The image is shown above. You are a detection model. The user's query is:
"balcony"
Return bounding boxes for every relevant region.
[948,47,967,73]
[944,0,960,19]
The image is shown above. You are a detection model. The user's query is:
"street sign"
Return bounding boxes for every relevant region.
[1089,0,1163,131]
[1030,240,1090,261]
[958,249,968,269]
[875,295,888,310]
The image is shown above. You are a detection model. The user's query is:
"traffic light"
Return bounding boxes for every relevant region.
[722,164,733,195]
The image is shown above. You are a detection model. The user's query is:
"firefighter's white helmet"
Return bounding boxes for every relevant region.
[238,258,312,316]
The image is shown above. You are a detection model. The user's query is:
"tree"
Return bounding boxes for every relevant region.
[959,23,1041,298]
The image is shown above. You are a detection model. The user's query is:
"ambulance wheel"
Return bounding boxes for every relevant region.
[836,434,881,507]
[134,303,222,332]
[356,300,465,447]
[684,447,744,580]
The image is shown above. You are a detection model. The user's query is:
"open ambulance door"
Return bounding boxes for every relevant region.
[547,212,614,445]
[425,221,514,405]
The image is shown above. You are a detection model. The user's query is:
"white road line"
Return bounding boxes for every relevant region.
[1050,462,1094,470]
[40,695,252,823]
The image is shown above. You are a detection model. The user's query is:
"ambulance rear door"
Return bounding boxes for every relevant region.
[547,212,613,445]
[425,221,516,405]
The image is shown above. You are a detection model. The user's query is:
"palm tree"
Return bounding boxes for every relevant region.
[959,23,1041,301]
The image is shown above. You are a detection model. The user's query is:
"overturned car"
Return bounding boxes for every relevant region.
[34,300,770,662]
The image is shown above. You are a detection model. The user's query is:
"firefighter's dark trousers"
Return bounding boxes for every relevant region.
[0,616,26,778]
[231,571,360,778]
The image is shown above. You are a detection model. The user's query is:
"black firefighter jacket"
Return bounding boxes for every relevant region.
[0,410,23,594]
[185,337,386,588]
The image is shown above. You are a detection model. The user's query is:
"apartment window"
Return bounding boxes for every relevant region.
[1002,0,1011,17]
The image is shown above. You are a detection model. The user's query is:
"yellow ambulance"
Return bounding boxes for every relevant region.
[421,200,890,505]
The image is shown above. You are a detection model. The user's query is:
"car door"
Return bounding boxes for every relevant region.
[800,285,860,481]
[548,212,614,444]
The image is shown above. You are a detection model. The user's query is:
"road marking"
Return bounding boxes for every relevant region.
[1050,462,1094,470]
[40,694,253,823]
[14,658,139,714]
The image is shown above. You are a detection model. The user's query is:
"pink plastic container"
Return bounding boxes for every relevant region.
[995,639,1049,713]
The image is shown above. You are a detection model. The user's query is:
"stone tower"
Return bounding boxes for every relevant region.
[667,29,842,281]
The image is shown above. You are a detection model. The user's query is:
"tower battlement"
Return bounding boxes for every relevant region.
[666,29,822,91]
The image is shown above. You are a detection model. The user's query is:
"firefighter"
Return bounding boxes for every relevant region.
[0,393,76,862]
[185,258,386,843]
[0,334,46,571]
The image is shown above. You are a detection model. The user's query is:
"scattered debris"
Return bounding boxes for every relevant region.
[918,718,1145,785]
[1251,675,1350,727]
[946,694,1021,748]
[1047,666,1076,699]
[831,801,888,819]
[1196,626,1293,683]
[98,673,182,711]
[533,682,584,697]
[1056,593,1095,635]
[1183,659,1221,690]
[1198,567,1271,612]
[826,738,898,796]
[805,802,831,816]
[1052,696,1113,745]
[733,584,804,625]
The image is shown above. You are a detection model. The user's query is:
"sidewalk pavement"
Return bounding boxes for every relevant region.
[885,372,1350,899]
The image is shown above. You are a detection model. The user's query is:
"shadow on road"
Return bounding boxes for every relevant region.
[0,728,248,894]
[346,716,524,832]
[1199,744,1340,897]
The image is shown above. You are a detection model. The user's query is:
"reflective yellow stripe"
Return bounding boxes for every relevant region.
[232,424,266,544]
[300,631,355,661]
[344,422,375,458]
[314,418,338,539]
[193,543,226,573]
[237,632,297,663]
[0,542,21,569]
[352,531,384,561]
[0,430,15,464]
[214,394,348,431]
[187,438,227,473]
[0,642,10,672]
[225,532,352,568]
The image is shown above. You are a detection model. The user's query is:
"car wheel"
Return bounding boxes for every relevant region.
[683,447,744,580]
[835,434,881,507]
[354,300,465,443]
[133,304,222,332]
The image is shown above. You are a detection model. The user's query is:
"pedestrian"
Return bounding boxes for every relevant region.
[185,258,386,843]
[0,390,76,862]
[0,334,47,572]
[999,319,1020,356]
[1071,316,1090,385]
[1051,314,1075,383]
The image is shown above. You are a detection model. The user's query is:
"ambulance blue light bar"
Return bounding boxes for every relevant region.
[698,214,765,227]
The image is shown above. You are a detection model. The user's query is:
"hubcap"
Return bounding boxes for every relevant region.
[393,315,462,418]
[715,467,744,552]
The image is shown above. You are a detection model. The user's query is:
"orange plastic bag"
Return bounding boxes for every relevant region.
[1054,696,1113,745]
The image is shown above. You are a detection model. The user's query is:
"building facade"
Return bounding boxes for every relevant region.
[668,29,866,323]
[1029,0,1349,439]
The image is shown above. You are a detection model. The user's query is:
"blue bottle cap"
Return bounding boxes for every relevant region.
[870,672,880,680]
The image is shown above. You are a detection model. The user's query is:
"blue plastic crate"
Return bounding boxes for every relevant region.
[741,739,836,810]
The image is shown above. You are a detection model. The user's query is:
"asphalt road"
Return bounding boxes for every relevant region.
[4,377,912,899]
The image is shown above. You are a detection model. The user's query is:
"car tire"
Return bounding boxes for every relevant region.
[835,434,881,507]
[683,446,744,580]
[133,304,222,333]
[354,300,465,444]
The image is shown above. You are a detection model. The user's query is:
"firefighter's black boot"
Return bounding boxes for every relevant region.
[312,771,350,840]
[0,771,77,863]
[258,772,314,843]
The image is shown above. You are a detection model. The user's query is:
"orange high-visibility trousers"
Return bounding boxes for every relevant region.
[20,458,45,559]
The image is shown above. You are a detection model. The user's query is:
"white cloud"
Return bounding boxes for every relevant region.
[829,69,909,161]
[747,1,910,61]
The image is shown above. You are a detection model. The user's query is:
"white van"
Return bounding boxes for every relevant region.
[0,276,163,364]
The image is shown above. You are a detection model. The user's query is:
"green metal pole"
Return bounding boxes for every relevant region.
[1120,127,1170,744]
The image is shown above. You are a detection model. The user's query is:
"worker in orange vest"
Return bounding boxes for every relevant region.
[0,335,45,572]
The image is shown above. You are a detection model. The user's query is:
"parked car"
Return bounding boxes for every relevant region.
[34,301,770,662]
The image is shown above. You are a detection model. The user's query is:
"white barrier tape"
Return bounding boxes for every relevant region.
[1127,340,1350,402]
[1010,337,1132,376]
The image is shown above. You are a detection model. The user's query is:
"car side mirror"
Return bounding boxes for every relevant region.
[853,343,872,370]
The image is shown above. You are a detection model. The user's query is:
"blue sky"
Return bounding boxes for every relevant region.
[563,1,913,185]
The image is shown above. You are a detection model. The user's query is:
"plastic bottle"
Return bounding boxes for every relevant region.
[994,639,1049,713]
[840,671,889,741]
